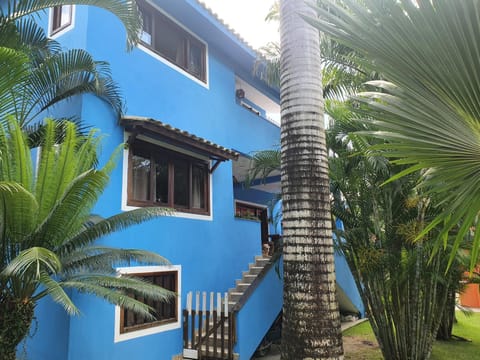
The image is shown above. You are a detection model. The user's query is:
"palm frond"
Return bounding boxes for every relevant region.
[61,246,170,273]
[33,169,110,248]
[57,207,171,255]
[0,47,29,122]
[64,273,175,300]
[61,274,175,319]
[24,117,91,148]
[2,117,33,188]
[2,247,62,279]
[253,42,281,88]
[31,272,79,314]
[19,49,123,124]
[3,0,142,50]
[246,148,281,185]
[8,17,61,63]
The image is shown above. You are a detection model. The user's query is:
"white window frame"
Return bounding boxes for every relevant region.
[114,265,182,342]
[48,5,75,38]
[121,133,213,221]
[136,0,209,89]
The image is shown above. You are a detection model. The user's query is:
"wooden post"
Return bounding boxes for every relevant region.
[220,312,225,357]
[206,292,213,358]
[187,292,192,348]
[228,313,233,360]
[183,309,189,349]
[197,291,203,359]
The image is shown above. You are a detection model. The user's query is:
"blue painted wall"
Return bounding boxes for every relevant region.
[30,2,282,360]
[20,297,70,360]
[235,260,283,360]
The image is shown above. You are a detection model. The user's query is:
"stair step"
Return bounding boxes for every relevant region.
[228,291,243,302]
[255,255,270,264]
[183,348,239,360]
[228,301,236,310]
[248,266,263,275]
[199,346,239,359]
[255,255,270,265]
[241,273,257,283]
[234,282,250,292]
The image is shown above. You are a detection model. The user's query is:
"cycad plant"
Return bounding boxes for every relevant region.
[0,119,171,360]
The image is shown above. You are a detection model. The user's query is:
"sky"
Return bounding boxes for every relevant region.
[200,0,279,50]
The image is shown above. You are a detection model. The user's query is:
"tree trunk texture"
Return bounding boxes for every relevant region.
[0,293,34,360]
[279,1,344,359]
[436,287,456,341]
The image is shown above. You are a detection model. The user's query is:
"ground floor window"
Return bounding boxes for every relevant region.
[235,201,265,221]
[115,265,181,342]
[120,271,178,334]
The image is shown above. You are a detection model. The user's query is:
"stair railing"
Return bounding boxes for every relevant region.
[183,291,236,360]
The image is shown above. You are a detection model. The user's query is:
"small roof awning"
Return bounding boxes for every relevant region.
[121,116,239,164]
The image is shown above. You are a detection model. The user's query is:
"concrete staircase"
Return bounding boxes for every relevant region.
[228,256,271,312]
[183,256,272,360]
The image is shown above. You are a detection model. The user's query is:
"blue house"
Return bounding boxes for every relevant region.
[25,1,363,359]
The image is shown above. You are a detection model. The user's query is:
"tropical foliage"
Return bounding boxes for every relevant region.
[309,0,480,268]
[328,103,459,360]
[0,119,171,360]
[254,0,375,99]
[0,0,143,129]
[0,2,175,359]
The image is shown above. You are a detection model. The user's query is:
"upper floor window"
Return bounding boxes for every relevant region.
[50,5,73,35]
[137,0,207,82]
[128,140,210,215]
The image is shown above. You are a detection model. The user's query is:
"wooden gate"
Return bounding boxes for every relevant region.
[183,291,236,360]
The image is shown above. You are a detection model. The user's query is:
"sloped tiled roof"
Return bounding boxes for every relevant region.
[121,116,239,161]
[195,0,262,56]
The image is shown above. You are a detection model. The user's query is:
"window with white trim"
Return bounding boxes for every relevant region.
[115,265,181,342]
[128,139,210,215]
[137,0,207,82]
[50,6,73,35]
[120,271,177,334]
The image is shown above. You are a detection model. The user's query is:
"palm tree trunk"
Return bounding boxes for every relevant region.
[279,1,343,359]
[0,293,34,360]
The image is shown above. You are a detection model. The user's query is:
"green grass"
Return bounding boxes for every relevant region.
[343,320,376,338]
[431,312,480,360]
[342,312,480,360]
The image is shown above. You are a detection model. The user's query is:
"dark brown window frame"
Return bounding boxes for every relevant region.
[127,139,210,215]
[119,271,178,334]
[51,5,73,35]
[137,0,207,82]
[235,201,266,221]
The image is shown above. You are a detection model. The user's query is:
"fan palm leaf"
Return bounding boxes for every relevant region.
[310,0,480,268]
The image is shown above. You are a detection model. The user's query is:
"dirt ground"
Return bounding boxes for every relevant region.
[252,335,381,360]
[343,335,382,360]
